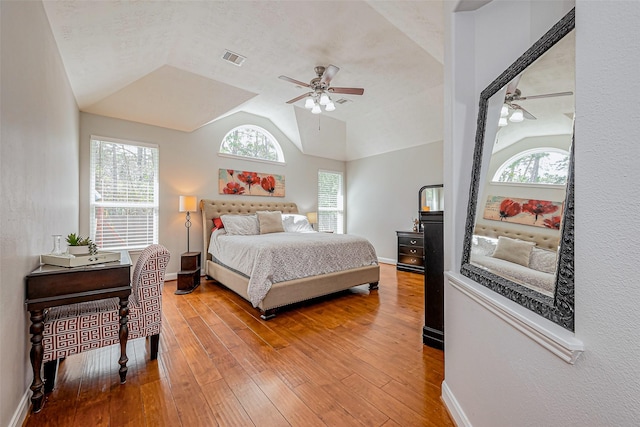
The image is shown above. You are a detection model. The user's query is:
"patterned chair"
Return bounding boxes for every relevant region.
[41,244,170,390]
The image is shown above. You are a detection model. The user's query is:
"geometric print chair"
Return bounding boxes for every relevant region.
[41,244,170,390]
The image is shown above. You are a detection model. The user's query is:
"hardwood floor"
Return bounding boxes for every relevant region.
[24,263,453,427]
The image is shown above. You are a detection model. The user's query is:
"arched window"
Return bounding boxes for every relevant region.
[493,148,569,185]
[219,125,285,163]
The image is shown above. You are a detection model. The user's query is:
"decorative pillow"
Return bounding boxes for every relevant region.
[282,214,314,233]
[491,236,535,267]
[212,217,224,232]
[471,236,497,257]
[529,247,557,274]
[256,211,284,234]
[220,214,259,236]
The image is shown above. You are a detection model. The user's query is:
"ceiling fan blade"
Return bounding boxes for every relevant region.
[279,75,311,88]
[328,87,364,95]
[512,104,537,120]
[285,92,312,104]
[320,64,340,85]
[519,91,573,101]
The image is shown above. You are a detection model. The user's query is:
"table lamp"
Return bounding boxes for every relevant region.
[179,196,197,252]
[306,212,318,231]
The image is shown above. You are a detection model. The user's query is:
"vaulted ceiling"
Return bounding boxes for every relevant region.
[42,1,444,161]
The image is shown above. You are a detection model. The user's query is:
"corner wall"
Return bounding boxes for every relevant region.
[0,2,80,425]
[346,142,443,263]
[444,0,640,425]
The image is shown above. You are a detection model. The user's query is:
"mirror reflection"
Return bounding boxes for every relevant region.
[469,29,575,297]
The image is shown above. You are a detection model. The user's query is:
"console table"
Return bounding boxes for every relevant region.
[25,252,132,413]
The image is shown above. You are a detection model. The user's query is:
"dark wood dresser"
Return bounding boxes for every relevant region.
[396,231,424,274]
[420,210,444,350]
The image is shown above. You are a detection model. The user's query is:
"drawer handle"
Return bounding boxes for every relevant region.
[410,249,417,254]
[410,240,417,245]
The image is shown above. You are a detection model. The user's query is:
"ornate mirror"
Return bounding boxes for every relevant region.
[460,9,575,330]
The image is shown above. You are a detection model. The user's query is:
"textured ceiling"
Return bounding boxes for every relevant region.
[42,1,444,161]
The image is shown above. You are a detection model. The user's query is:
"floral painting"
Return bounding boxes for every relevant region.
[483,195,564,229]
[218,169,285,197]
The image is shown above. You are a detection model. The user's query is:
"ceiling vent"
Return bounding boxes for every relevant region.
[335,98,351,105]
[222,50,246,66]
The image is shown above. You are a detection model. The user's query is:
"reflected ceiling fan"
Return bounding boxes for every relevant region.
[501,76,573,125]
[279,65,364,114]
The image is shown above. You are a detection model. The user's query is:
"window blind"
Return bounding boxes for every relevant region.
[90,137,159,250]
[317,170,344,234]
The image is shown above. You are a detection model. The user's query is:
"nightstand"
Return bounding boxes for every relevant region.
[176,252,201,295]
[396,231,424,274]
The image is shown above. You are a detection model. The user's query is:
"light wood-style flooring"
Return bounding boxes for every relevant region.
[24,263,453,427]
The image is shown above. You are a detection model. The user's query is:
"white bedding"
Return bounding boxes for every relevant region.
[470,254,555,296]
[208,230,379,307]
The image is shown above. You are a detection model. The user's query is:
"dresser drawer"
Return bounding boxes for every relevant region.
[398,254,424,267]
[398,235,423,247]
[399,245,424,257]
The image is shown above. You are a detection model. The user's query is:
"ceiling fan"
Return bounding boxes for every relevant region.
[501,76,573,124]
[279,65,364,114]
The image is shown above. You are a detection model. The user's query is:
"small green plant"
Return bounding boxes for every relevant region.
[66,233,98,255]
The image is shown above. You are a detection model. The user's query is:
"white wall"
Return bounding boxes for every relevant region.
[0,2,80,426]
[444,0,640,425]
[79,111,345,275]
[346,141,443,263]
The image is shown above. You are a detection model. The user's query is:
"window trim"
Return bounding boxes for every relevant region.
[317,169,345,234]
[219,125,286,164]
[89,135,159,251]
[492,147,570,185]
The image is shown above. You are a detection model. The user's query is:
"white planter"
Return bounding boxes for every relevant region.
[67,245,89,255]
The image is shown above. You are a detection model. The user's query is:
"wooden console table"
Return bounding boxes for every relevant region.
[25,252,132,413]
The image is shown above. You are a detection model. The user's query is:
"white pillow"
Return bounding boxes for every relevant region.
[529,247,557,274]
[471,236,497,257]
[282,214,314,233]
[257,211,284,234]
[220,214,259,236]
[491,236,535,267]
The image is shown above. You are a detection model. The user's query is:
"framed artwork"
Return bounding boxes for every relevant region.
[218,169,285,197]
[483,195,563,229]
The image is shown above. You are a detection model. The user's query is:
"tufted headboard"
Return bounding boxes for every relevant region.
[200,199,299,261]
[474,224,560,251]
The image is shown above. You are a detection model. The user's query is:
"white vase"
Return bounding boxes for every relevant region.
[68,245,89,255]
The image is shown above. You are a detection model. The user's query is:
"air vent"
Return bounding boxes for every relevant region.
[335,98,351,105]
[222,50,246,66]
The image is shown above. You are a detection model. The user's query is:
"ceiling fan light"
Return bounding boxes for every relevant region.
[304,97,315,109]
[311,103,322,114]
[498,117,508,127]
[509,110,524,122]
[501,104,509,117]
[319,93,330,105]
[325,101,336,112]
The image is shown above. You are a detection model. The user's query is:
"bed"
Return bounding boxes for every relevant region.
[470,224,560,296]
[200,199,380,319]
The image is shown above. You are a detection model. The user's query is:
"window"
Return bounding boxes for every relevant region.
[318,170,344,234]
[493,148,570,185]
[90,136,159,250]
[219,125,285,163]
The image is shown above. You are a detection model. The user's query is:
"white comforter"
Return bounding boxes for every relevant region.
[208,230,378,307]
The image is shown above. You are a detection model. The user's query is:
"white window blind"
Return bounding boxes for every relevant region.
[90,137,159,250]
[317,170,344,234]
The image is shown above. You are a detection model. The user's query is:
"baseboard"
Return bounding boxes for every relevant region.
[441,380,471,427]
[8,388,30,427]
[377,257,396,265]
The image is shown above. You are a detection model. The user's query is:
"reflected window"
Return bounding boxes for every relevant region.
[493,148,569,185]
[219,125,284,163]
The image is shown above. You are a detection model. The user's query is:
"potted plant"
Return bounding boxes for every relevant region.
[66,233,98,256]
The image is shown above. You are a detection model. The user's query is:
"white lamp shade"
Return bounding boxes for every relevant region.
[311,103,321,114]
[325,101,336,112]
[306,212,317,224]
[509,110,524,122]
[498,117,508,127]
[319,93,330,105]
[304,97,315,109]
[501,104,509,117]
[179,195,197,212]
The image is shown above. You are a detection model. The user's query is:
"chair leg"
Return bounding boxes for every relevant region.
[150,334,159,360]
[43,359,59,393]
